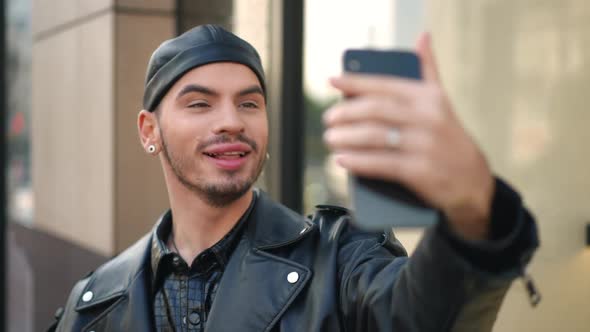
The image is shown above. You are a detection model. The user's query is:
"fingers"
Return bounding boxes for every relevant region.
[324,123,405,151]
[333,151,420,186]
[329,74,421,100]
[416,32,441,84]
[327,74,444,129]
[323,96,420,127]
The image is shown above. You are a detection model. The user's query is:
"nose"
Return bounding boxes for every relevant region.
[211,101,245,135]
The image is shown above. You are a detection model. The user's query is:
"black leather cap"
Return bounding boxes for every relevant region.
[143,24,266,112]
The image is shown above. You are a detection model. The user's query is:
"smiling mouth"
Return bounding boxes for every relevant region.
[203,151,250,159]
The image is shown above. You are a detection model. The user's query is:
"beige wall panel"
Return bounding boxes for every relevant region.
[114,13,174,252]
[429,0,590,331]
[32,13,115,256]
[33,0,113,36]
[234,0,271,190]
[116,0,174,11]
[234,0,271,70]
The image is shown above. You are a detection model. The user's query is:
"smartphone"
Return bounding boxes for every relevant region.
[343,49,438,229]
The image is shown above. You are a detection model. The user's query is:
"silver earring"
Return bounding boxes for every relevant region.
[148,145,156,154]
[266,152,270,160]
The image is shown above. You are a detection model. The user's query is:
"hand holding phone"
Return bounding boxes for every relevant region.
[342,49,437,229]
[325,36,495,240]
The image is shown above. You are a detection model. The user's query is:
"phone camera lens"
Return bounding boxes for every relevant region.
[348,59,361,71]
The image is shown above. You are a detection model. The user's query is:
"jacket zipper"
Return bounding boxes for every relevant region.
[520,265,541,307]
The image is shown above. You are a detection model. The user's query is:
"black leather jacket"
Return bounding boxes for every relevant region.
[51,182,538,331]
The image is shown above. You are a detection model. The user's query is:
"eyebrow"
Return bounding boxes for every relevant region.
[175,84,264,100]
[176,84,218,100]
[237,85,264,98]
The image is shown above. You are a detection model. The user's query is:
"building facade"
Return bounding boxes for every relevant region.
[2,0,589,331]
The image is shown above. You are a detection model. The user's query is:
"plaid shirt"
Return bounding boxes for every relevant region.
[150,194,256,332]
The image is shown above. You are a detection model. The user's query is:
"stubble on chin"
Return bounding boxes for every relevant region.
[160,134,266,207]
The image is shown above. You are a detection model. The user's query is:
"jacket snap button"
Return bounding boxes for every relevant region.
[287,272,299,284]
[189,311,201,325]
[82,291,93,302]
[172,256,181,265]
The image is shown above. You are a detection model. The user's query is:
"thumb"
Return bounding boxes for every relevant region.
[416,32,441,83]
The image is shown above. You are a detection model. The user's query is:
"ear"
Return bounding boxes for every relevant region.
[138,109,160,153]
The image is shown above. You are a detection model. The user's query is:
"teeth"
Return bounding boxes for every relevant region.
[206,151,247,157]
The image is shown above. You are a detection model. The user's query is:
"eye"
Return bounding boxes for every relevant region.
[240,101,259,109]
[187,101,210,108]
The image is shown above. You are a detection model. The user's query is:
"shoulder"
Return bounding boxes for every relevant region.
[308,205,408,295]
[51,275,92,331]
[52,233,153,330]
[86,232,152,289]
[310,204,407,257]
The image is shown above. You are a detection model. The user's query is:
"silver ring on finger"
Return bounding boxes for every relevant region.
[386,128,402,148]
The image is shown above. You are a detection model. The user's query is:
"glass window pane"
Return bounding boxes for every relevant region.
[6,0,32,226]
[6,1,34,330]
[302,0,426,254]
[303,0,399,213]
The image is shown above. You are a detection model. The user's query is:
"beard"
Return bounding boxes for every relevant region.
[160,130,266,208]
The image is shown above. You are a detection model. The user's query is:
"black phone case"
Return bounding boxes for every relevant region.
[343,49,437,229]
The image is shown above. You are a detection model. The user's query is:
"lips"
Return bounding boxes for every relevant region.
[204,151,248,158]
[202,143,252,170]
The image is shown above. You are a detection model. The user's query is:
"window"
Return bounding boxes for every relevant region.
[303,0,424,213]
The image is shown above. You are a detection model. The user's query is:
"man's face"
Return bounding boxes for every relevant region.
[156,62,268,207]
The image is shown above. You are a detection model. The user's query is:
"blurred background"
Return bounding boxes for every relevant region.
[1,0,589,331]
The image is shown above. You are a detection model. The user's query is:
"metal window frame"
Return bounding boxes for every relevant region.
[1,0,7,328]
[266,0,305,212]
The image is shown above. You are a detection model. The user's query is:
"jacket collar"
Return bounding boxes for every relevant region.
[246,189,313,250]
[72,189,312,306]
[73,234,154,331]
[74,233,151,312]
[206,190,314,331]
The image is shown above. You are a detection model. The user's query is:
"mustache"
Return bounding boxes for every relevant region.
[197,133,258,152]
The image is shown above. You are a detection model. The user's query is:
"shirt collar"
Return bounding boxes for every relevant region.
[150,190,258,287]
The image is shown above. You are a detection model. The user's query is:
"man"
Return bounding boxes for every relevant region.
[51,25,538,331]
